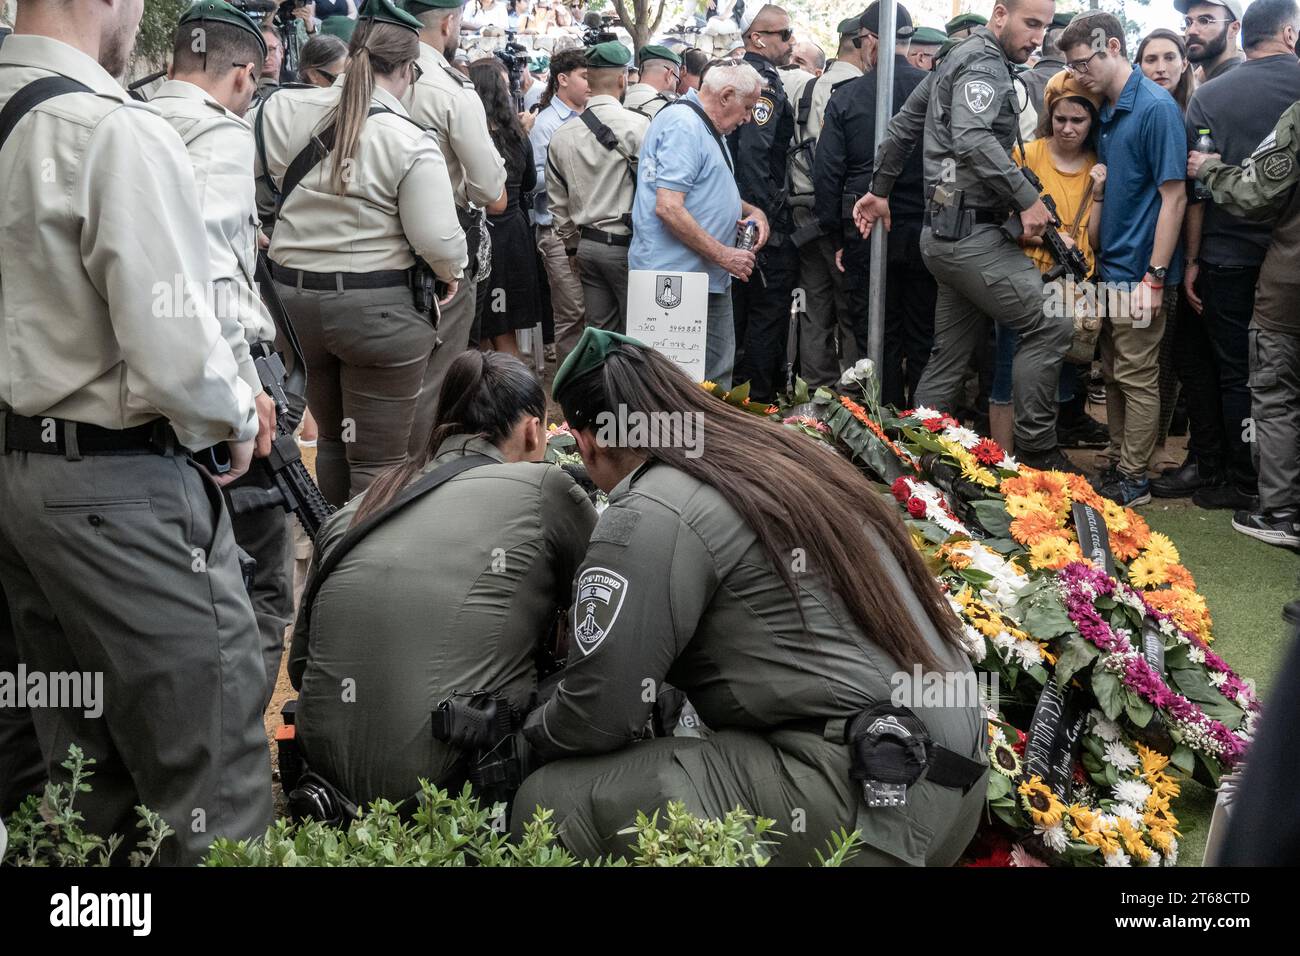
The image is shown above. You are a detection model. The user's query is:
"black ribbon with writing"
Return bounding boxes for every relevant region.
[1023,680,1089,800]
[1072,502,1116,577]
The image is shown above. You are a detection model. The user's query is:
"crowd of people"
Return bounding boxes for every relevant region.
[2,0,1299,869]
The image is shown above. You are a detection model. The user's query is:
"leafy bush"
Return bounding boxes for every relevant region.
[2,747,862,867]
[3,745,174,867]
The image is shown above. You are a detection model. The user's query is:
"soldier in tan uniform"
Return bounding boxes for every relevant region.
[152,1,293,707]
[546,42,647,334]
[402,0,507,454]
[0,0,272,863]
[623,44,679,120]
[257,0,467,506]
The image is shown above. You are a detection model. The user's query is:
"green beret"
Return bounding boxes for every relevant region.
[837,16,861,35]
[403,0,467,12]
[909,26,947,46]
[637,44,681,67]
[1051,11,1078,29]
[586,41,632,70]
[944,12,987,32]
[321,16,358,43]
[359,0,423,32]
[553,328,645,400]
[179,0,268,58]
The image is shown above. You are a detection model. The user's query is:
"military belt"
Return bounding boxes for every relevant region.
[923,205,1007,228]
[0,410,179,458]
[579,226,632,247]
[269,261,413,291]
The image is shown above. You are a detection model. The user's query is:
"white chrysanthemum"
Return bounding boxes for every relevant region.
[1036,821,1069,853]
[1013,640,1044,669]
[1113,780,1152,807]
[1103,741,1139,772]
[1104,847,1132,867]
[1163,837,1179,866]
[1188,645,1206,664]
[1090,711,1122,742]
[1110,802,1145,827]
[998,454,1019,471]
[1208,671,1228,688]
[1142,850,1163,867]
[990,724,1008,746]
[911,406,942,420]
[944,425,981,449]
[962,625,987,661]
[993,631,1017,661]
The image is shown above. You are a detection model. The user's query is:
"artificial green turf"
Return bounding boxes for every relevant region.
[1141,499,1300,865]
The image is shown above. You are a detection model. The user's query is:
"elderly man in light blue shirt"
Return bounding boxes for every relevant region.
[630,61,768,387]
[530,49,590,359]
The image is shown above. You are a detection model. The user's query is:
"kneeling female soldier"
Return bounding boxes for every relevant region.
[511,329,989,865]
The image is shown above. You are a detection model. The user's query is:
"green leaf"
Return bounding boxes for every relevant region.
[983,537,1022,555]
[1091,667,1126,721]
[1018,590,1077,639]
[1025,663,1048,685]
[958,568,995,586]
[971,499,1013,537]
[1170,743,1195,774]
[909,519,952,545]
[728,381,751,404]
[902,424,950,455]
[1055,636,1101,689]
[1125,693,1154,728]
[1168,668,1245,729]
[987,772,1013,800]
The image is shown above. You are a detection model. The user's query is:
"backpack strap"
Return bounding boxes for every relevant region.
[0,75,95,154]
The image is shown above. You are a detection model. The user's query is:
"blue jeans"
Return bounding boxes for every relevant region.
[991,324,1079,406]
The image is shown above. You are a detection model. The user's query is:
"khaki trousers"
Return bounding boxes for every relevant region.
[537,225,586,360]
[1100,286,1176,477]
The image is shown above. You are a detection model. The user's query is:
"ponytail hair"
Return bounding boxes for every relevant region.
[331,19,419,195]
[351,351,546,524]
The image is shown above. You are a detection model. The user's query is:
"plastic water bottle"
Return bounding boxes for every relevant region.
[736,219,759,250]
[1194,128,1215,200]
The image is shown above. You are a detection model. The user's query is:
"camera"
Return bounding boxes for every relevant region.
[495,29,531,111]
[580,12,620,46]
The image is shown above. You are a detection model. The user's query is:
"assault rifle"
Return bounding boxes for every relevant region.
[1000,166,1092,283]
[225,254,336,539]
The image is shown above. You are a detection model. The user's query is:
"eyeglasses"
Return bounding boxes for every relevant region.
[1183,15,1234,29]
[411,62,424,83]
[1065,50,1103,74]
[753,28,794,42]
[851,31,875,49]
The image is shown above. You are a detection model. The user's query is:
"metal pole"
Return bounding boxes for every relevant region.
[866,4,897,371]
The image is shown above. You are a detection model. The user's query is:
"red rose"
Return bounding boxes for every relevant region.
[907,497,928,518]
[891,477,911,502]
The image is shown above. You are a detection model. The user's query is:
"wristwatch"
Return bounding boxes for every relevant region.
[1146,265,1168,281]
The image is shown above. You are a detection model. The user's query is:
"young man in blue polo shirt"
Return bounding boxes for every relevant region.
[1060,12,1187,507]
[630,61,771,386]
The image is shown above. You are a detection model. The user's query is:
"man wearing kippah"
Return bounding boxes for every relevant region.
[624,44,681,119]
[546,42,649,334]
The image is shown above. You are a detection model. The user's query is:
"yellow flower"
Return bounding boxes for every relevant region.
[1102,500,1130,534]
[1143,531,1180,566]
[1148,827,1176,854]
[1067,803,1099,836]
[1081,825,1120,855]
[1018,776,1066,828]
[1029,535,1077,571]
[1135,743,1169,777]
[960,457,999,488]
[1128,553,1170,589]
[1117,819,1153,862]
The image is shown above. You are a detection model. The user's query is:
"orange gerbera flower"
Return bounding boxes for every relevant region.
[1164,563,1196,590]
[1065,473,1106,509]
[1011,511,1067,546]
[999,475,1034,499]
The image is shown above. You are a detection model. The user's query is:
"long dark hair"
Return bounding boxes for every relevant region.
[559,347,965,671]
[1135,28,1196,113]
[352,351,546,523]
[469,59,529,178]
[1034,94,1101,153]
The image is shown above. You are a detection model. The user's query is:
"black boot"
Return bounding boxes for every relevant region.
[1019,446,1085,476]
[1151,459,1223,498]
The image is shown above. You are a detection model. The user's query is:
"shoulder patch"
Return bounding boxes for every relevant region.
[753,95,775,126]
[573,567,629,656]
[590,508,641,546]
[963,78,996,114]
[1260,150,1294,182]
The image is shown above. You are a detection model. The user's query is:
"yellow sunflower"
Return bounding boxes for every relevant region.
[1135,743,1169,776]
[1117,818,1153,862]
[1067,803,1099,837]
[1018,776,1067,828]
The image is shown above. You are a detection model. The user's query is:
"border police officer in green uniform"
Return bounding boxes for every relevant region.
[855,0,1077,473]
[0,0,272,862]
[546,42,648,334]
[511,328,988,865]
[402,0,508,454]
[624,44,680,119]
